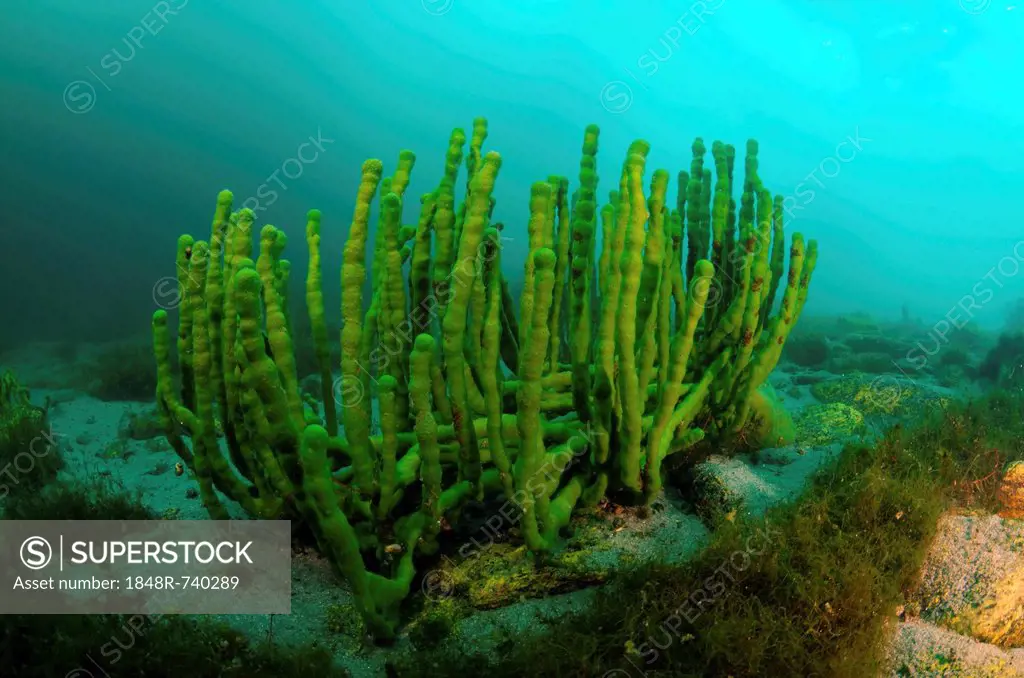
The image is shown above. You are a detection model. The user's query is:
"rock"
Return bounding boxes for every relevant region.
[980,333,1024,387]
[884,617,1024,676]
[795,403,865,446]
[842,332,903,358]
[793,372,827,386]
[810,373,950,420]
[117,407,163,441]
[44,389,79,409]
[836,313,879,333]
[99,439,130,460]
[690,458,746,527]
[830,351,896,375]
[910,513,1024,651]
[406,599,463,649]
[999,461,1024,520]
[967,563,1024,648]
[784,334,830,368]
[432,542,605,610]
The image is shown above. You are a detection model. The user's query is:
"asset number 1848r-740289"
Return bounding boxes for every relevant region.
[124,575,240,590]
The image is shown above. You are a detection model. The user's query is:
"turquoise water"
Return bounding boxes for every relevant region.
[3,4,1024,677]
[2,2,1023,348]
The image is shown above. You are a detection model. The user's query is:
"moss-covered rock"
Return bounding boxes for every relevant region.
[792,372,827,386]
[784,334,830,368]
[811,374,894,412]
[323,601,366,651]
[435,542,606,610]
[406,598,467,649]
[689,459,745,528]
[809,372,949,420]
[99,438,132,461]
[794,403,865,446]
[117,407,164,440]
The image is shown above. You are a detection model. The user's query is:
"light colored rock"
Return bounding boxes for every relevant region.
[883,617,1024,676]
[999,461,1024,520]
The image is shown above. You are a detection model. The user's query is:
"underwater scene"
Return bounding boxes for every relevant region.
[2,1,1024,676]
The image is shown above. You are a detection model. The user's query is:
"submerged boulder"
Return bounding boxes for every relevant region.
[910,513,1024,650]
[784,334,830,368]
[967,563,1024,648]
[689,458,746,527]
[117,407,164,441]
[795,402,865,446]
[998,461,1024,520]
[810,372,949,421]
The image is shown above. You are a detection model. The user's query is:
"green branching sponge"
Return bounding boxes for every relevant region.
[150,119,817,640]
